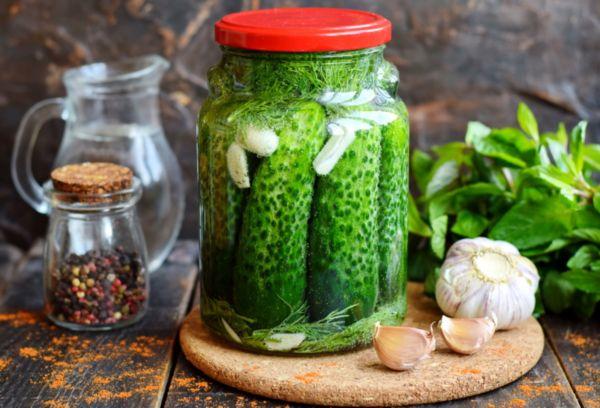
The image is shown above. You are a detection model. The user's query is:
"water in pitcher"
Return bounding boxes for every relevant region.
[55,122,185,272]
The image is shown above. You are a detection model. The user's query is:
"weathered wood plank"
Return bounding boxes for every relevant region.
[421,341,581,408]
[0,240,198,408]
[542,316,600,408]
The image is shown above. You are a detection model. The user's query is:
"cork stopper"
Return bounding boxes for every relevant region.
[50,162,133,203]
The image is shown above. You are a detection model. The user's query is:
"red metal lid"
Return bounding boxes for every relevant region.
[215,8,392,52]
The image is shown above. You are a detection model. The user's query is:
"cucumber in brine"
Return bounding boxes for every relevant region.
[377,103,410,303]
[233,101,327,329]
[198,99,245,302]
[308,123,382,324]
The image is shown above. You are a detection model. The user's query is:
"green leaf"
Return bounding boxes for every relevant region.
[544,138,577,174]
[594,193,600,213]
[428,182,507,219]
[521,238,573,257]
[566,245,600,269]
[465,121,491,145]
[572,292,600,319]
[468,127,538,168]
[589,260,600,272]
[407,245,438,282]
[517,102,539,142]
[472,153,508,189]
[411,149,433,193]
[569,228,600,244]
[569,121,587,174]
[424,160,460,198]
[430,215,448,259]
[408,194,432,237]
[562,269,600,293]
[517,165,579,197]
[574,206,600,229]
[542,271,576,314]
[555,122,568,145]
[431,142,468,159]
[533,289,545,318]
[451,210,489,238]
[489,198,574,249]
[582,144,600,171]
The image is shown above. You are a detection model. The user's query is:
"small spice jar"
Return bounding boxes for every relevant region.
[43,162,149,330]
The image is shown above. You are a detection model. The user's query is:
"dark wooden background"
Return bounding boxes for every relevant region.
[1,0,599,249]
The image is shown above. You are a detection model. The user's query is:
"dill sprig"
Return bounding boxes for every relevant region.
[219,46,384,99]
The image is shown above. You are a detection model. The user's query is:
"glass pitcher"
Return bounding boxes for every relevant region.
[11,55,184,272]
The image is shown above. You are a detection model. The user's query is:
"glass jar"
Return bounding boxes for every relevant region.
[43,177,149,330]
[197,9,409,353]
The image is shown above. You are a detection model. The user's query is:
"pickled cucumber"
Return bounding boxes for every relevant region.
[377,103,410,303]
[308,125,382,323]
[233,102,327,329]
[198,98,246,301]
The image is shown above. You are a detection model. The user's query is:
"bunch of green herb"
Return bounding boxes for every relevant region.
[409,103,600,319]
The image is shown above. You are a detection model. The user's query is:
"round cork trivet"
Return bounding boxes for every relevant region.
[51,162,132,195]
[180,283,544,406]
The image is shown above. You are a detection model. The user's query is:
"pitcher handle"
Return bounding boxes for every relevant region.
[11,98,66,214]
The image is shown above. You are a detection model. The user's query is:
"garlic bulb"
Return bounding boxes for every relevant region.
[372,322,436,371]
[439,315,496,355]
[436,237,539,329]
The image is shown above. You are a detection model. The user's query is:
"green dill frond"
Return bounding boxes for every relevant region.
[220,46,384,99]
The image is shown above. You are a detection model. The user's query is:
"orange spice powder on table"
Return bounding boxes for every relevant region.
[518,384,563,398]
[173,376,211,392]
[565,332,589,347]
[15,331,173,405]
[0,311,39,327]
[293,371,321,384]
[19,347,40,358]
[0,357,12,371]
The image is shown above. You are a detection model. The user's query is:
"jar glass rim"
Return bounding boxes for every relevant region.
[221,45,384,59]
[43,177,142,212]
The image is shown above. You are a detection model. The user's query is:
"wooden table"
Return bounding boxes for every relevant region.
[0,241,597,407]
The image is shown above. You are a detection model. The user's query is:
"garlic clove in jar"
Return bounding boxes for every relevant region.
[372,322,436,371]
[226,142,251,188]
[237,126,279,157]
[435,237,539,329]
[264,333,306,351]
[439,315,496,355]
[221,318,242,343]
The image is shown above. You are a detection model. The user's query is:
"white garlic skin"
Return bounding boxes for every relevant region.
[439,315,496,355]
[372,322,436,371]
[435,237,539,329]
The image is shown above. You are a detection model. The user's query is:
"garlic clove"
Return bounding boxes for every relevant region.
[341,89,376,106]
[372,322,436,371]
[264,333,306,351]
[237,126,279,157]
[439,315,496,355]
[226,142,250,188]
[221,318,242,343]
[347,110,398,126]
